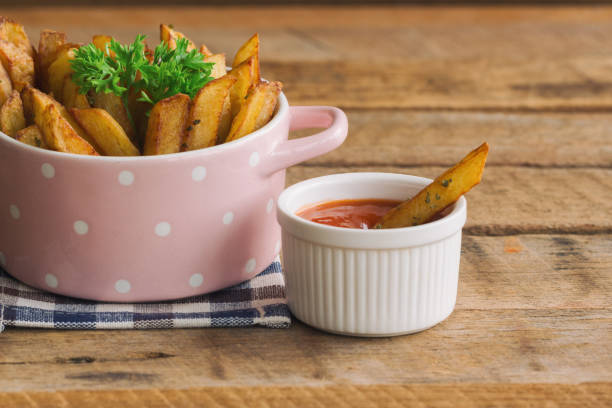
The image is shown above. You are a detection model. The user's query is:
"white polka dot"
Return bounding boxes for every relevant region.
[222,212,234,225]
[9,204,20,220]
[189,273,204,287]
[249,152,260,167]
[115,279,131,294]
[118,170,134,186]
[0,252,5,267]
[45,273,58,288]
[41,163,55,179]
[192,166,207,182]
[245,258,256,274]
[274,240,281,254]
[266,198,274,214]
[73,220,89,235]
[155,222,171,237]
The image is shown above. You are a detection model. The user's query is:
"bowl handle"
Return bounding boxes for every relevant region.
[260,106,348,176]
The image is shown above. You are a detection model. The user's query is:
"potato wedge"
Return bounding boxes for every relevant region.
[227,56,256,117]
[375,143,489,229]
[199,44,213,57]
[0,39,35,91]
[232,33,259,83]
[71,108,139,156]
[62,76,90,109]
[204,53,226,79]
[90,91,136,143]
[0,17,34,57]
[36,103,98,155]
[37,30,66,90]
[0,89,25,137]
[25,85,98,150]
[226,81,282,142]
[92,34,115,58]
[144,93,190,155]
[160,24,196,51]
[0,60,12,105]
[47,46,76,101]
[183,75,236,150]
[15,124,47,148]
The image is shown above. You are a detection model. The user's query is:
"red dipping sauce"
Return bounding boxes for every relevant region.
[296,199,401,229]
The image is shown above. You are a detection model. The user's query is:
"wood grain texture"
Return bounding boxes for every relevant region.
[6,6,612,109]
[287,166,612,235]
[1,310,610,392]
[2,383,611,408]
[298,111,612,168]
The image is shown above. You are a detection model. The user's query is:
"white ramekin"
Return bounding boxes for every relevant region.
[277,172,467,337]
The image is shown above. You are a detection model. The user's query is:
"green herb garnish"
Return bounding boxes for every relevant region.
[70,35,214,127]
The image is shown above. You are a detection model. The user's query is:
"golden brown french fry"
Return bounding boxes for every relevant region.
[204,53,226,79]
[15,124,47,148]
[183,75,236,151]
[226,81,282,143]
[37,30,66,91]
[36,103,98,155]
[160,24,196,51]
[25,85,98,151]
[47,46,76,101]
[0,39,35,91]
[71,108,139,156]
[144,93,190,155]
[227,56,256,117]
[0,89,25,137]
[0,61,12,105]
[232,33,259,83]
[375,143,490,229]
[0,17,34,57]
[90,91,136,144]
[62,76,90,109]
[92,34,115,58]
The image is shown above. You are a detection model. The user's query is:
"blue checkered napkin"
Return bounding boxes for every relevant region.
[0,260,290,332]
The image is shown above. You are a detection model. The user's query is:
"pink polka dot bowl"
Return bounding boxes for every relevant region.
[0,93,348,301]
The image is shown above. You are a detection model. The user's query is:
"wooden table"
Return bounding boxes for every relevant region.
[1,5,611,407]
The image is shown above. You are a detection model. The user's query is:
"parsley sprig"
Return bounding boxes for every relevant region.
[70,35,214,128]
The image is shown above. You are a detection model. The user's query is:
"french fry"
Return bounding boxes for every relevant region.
[0,61,12,105]
[36,103,98,155]
[226,81,282,142]
[47,46,76,101]
[37,30,66,90]
[71,108,139,156]
[160,24,196,51]
[90,91,136,144]
[144,93,190,155]
[227,56,256,117]
[232,33,259,83]
[183,75,236,151]
[0,17,34,59]
[15,124,47,148]
[25,85,98,150]
[0,39,35,91]
[62,76,90,109]
[0,89,25,137]
[204,53,226,79]
[375,143,489,229]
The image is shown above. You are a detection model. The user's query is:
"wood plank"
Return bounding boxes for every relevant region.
[2,383,611,408]
[0,309,610,392]
[287,166,612,235]
[7,6,612,109]
[298,111,612,168]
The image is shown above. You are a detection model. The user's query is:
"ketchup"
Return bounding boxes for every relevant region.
[296,199,401,229]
